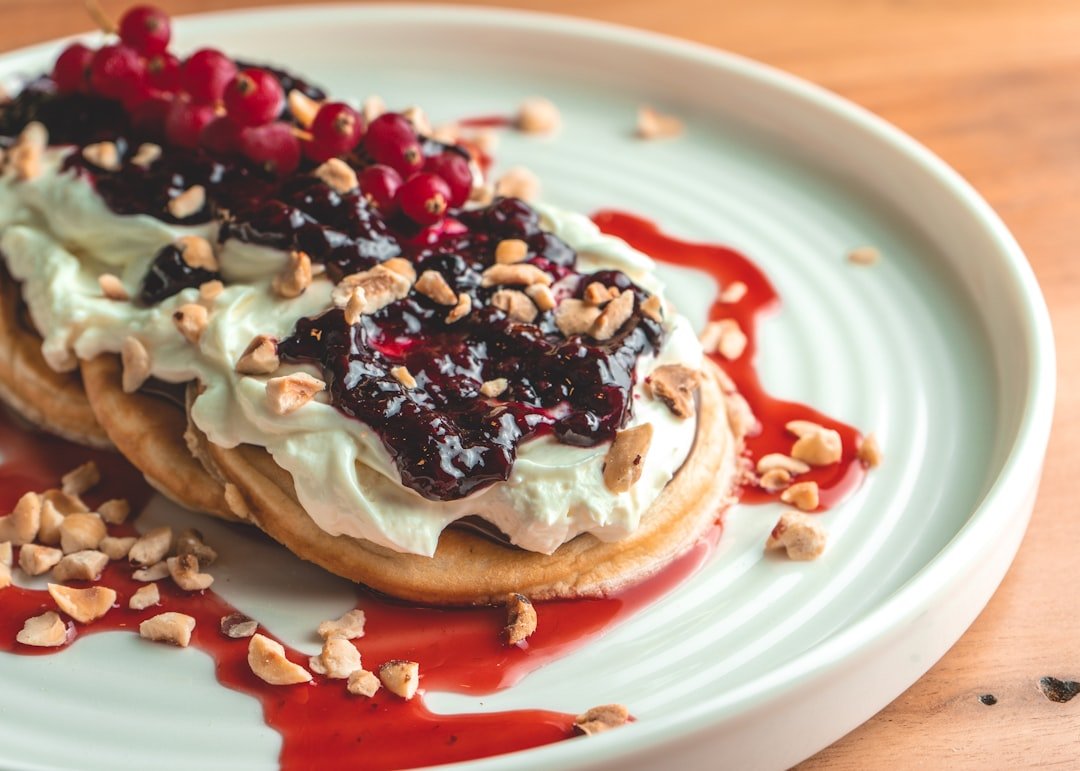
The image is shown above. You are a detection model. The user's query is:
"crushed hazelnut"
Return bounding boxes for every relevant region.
[167,554,214,592]
[759,467,793,492]
[333,264,412,316]
[175,528,217,567]
[42,489,87,515]
[785,420,827,438]
[382,257,416,284]
[504,593,537,646]
[314,158,359,194]
[273,250,313,298]
[37,501,62,547]
[220,612,258,639]
[720,281,748,304]
[603,423,653,493]
[317,609,366,640]
[755,453,811,476]
[16,611,68,647]
[362,94,386,123]
[288,88,321,128]
[495,238,528,264]
[0,541,10,567]
[491,289,538,323]
[525,283,556,311]
[378,659,420,700]
[167,184,206,220]
[480,378,508,398]
[121,336,152,393]
[766,511,827,560]
[11,121,47,181]
[128,526,173,567]
[791,428,843,467]
[575,704,630,735]
[129,583,160,610]
[199,279,224,302]
[98,273,129,300]
[81,141,121,171]
[640,294,663,322]
[53,550,109,583]
[173,303,209,344]
[857,433,882,468]
[445,292,472,323]
[554,299,602,337]
[139,611,196,647]
[177,235,219,272]
[130,142,162,169]
[848,246,881,265]
[346,669,381,697]
[48,583,117,623]
[700,319,747,360]
[132,561,170,582]
[645,364,700,419]
[0,491,41,545]
[402,105,431,135]
[590,289,635,341]
[97,499,130,526]
[236,334,280,375]
[637,105,683,140]
[516,97,561,134]
[266,373,326,415]
[582,282,612,307]
[309,636,363,679]
[414,270,457,306]
[248,633,313,685]
[100,536,136,561]
[495,166,540,201]
[390,366,417,389]
[59,512,106,553]
[62,461,99,496]
[19,543,63,576]
[480,263,552,288]
[0,561,9,590]
[781,481,820,511]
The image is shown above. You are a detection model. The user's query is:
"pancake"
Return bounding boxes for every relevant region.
[79,354,237,521]
[0,267,112,449]
[188,359,746,605]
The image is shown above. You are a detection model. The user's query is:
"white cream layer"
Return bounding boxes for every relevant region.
[0,149,702,556]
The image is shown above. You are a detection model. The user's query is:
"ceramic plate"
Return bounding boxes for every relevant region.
[0,5,1054,770]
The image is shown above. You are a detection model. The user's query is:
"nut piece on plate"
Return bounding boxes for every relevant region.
[129,526,173,567]
[220,613,258,639]
[265,373,326,415]
[759,468,793,493]
[236,334,281,376]
[140,612,197,647]
[791,428,843,467]
[495,238,528,264]
[504,592,537,646]
[309,636,363,679]
[415,270,458,306]
[847,245,881,265]
[699,319,747,361]
[273,250,313,299]
[755,453,811,477]
[574,704,630,735]
[248,633,313,685]
[494,166,540,202]
[636,105,683,140]
[173,303,209,344]
[48,583,117,623]
[132,561,170,582]
[780,481,820,512]
[857,433,883,468]
[167,184,206,220]
[167,554,214,592]
[317,609,366,640]
[603,423,653,494]
[491,289,538,323]
[445,293,472,323]
[59,512,106,553]
[346,669,381,698]
[37,500,63,546]
[0,540,11,567]
[19,544,63,576]
[61,461,99,496]
[480,378,508,398]
[100,536,136,561]
[177,235,218,272]
[97,499,130,526]
[52,550,109,583]
[719,281,748,304]
[98,273,128,300]
[175,528,218,566]
[554,299,602,337]
[16,611,69,648]
[121,336,152,393]
[0,561,9,590]
[378,660,420,700]
[640,294,663,322]
[481,263,552,289]
[332,264,413,315]
[645,364,701,419]
[0,491,42,545]
[129,583,160,610]
[766,511,827,561]
[516,97,561,135]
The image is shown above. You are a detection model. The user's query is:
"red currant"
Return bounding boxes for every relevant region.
[224,69,284,127]
[146,52,180,92]
[358,164,403,211]
[396,172,451,226]
[118,5,172,56]
[363,113,423,175]
[305,102,364,163]
[424,152,472,208]
[164,98,216,149]
[200,116,243,155]
[89,44,146,102]
[52,43,93,94]
[180,49,237,105]
[239,122,301,176]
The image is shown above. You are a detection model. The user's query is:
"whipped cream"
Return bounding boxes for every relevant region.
[0,149,703,556]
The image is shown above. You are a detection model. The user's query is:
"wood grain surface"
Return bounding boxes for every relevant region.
[1,0,1074,767]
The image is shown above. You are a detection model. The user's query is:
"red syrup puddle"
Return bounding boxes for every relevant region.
[457,114,514,129]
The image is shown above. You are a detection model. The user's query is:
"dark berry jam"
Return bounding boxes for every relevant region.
[139,242,222,304]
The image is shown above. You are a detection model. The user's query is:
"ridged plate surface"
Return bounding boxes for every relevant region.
[0,5,1054,771]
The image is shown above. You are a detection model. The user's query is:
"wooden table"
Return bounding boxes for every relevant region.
[2,0,1074,766]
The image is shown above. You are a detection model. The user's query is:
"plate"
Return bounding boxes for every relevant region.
[0,4,1054,770]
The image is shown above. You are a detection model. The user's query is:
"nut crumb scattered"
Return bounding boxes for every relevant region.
[847,246,880,265]
[97,498,130,526]
[391,366,417,389]
[636,105,683,140]
[857,433,882,468]
[317,609,366,640]
[346,669,381,697]
[167,554,214,592]
[574,704,630,735]
[52,550,109,582]
[495,238,529,264]
[590,289,635,341]
[0,540,11,567]
[220,613,258,639]
[791,428,843,467]
[199,279,224,302]
[759,467,793,492]
[236,334,280,376]
[62,461,99,497]
[755,453,810,476]
[495,166,540,201]
[554,299,601,337]
[603,423,653,493]
[445,292,472,324]
[121,336,152,393]
[273,250,313,299]
[640,294,663,322]
[0,491,41,546]
[167,185,206,220]
[36,500,63,546]
[699,319,747,360]
[481,263,552,289]
[309,636,363,679]
[48,583,117,623]
[16,611,68,647]
[645,364,700,419]
[414,270,457,306]
[175,528,217,567]
[516,97,561,135]
[130,142,161,169]
[59,512,106,553]
[314,158,359,193]
[132,561,170,582]
[362,95,386,123]
[780,481,820,511]
[129,583,160,610]
[491,289,538,323]
[266,372,326,415]
[248,633,313,685]
[719,281,748,304]
[99,536,136,561]
[288,89,321,128]
[766,511,827,560]
[525,283,555,311]
[177,235,218,272]
[173,303,209,344]
[140,611,196,647]
[98,273,128,300]
[378,659,420,700]
[504,593,537,646]
[129,527,172,567]
[19,543,63,576]
[81,141,121,171]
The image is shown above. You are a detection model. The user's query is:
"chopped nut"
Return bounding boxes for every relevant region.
[378,659,420,700]
[495,166,540,201]
[391,366,417,389]
[480,378,508,398]
[167,184,206,219]
[402,105,431,136]
[309,636,363,679]
[645,364,700,419]
[314,158,359,194]
[129,526,173,567]
[495,238,528,264]
[139,612,196,647]
[848,246,880,265]
[382,257,416,284]
[575,704,630,735]
[640,294,663,322]
[273,250,313,298]
[362,94,386,123]
[199,279,224,302]
[0,541,11,567]
[167,554,214,592]
[766,511,827,560]
[781,481,820,511]
[222,483,251,521]
[48,583,116,623]
[52,550,109,583]
[504,592,537,646]
[98,273,129,300]
[288,88,321,128]
[220,612,258,639]
[130,142,161,169]
[97,499,130,526]
[59,512,106,553]
[41,489,88,515]
[759,467,793,492]
[121,336,152,393]
[177,235,218,271]
[11,122,47,181]
[583,282,613,307]
[857,433,882,468]
[0,562,9,590]
[248,633,313,685]
[637,105,683,140]
[445,292,472,323]
[791,428,843,467]
[525,283,555,311]
[18,543,63,576]
[82,141,121,171]
[603,423,653,493]
[590,289,635,341]
[173,303,209,344]
[317,609,366,640]
[516,97,561,134]
[133,561,170,582]
[346,669,381,697]
[333,264,412,316]
[236,334,280,375]
[16,611,68,647]
[700,319,747,360]
[720,281,748,304]
[414,270,457,306]
[99,536,136,561]
[266,373,326,415]
[175,528,217,567]
[0,491,41,545]
[755,453,811,476]
[491,289,538,323]
[129,583,160,610]
[481,262,551,288]
[554,299,602,337]
[785,420,827,438]
[62,461,99,496]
